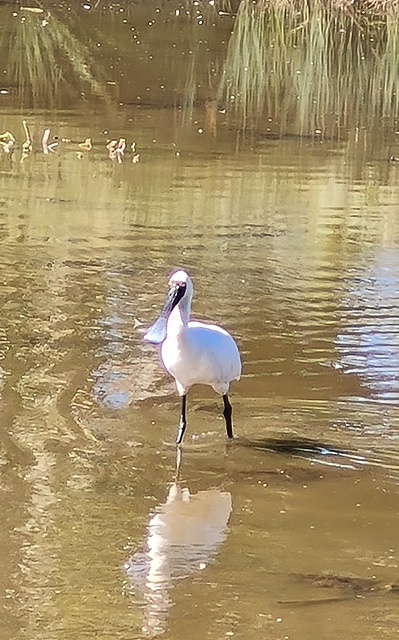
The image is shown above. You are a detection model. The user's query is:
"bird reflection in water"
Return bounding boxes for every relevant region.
[124,454,232,636]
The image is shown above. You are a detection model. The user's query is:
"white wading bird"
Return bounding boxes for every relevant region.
[144,270,241,444]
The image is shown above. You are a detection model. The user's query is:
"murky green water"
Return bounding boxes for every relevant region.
[1,3,399,639]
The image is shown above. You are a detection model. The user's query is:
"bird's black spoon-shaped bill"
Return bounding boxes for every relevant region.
[144,282,186,344]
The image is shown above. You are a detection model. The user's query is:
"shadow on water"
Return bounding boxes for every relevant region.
[231,433,399,481]
[238,436,350,458]
[235,436,377,471]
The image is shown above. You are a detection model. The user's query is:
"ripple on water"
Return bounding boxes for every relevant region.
[336,248,399,402]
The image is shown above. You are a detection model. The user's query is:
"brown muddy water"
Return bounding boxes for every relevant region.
[1,8,399,640]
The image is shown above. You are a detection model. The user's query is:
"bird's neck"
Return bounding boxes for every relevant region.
[167,301,191,336]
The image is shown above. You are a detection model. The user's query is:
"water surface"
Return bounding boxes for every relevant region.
[1,20,399,640]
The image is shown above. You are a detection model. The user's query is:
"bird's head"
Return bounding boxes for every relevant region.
[168,269,193,301]
[144,269,193,344]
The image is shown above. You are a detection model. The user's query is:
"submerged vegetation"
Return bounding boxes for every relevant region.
[1,0,399,135]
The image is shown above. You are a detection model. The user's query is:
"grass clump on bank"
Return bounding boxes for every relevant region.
[218,0,399,134]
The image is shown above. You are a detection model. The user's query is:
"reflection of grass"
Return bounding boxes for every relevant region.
[218,0,399,134]
[181,48,198,125]
[4,11,109,106]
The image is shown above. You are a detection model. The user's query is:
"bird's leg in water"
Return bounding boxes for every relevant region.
[176,395,187,445]
[223,394,233,439]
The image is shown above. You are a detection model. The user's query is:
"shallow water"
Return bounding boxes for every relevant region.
[1,6,399,639]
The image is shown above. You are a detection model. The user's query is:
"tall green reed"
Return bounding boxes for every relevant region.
[218,0,399,135]
[3,11,109,107]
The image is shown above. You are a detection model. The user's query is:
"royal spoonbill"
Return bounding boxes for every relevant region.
[144,270,241,444]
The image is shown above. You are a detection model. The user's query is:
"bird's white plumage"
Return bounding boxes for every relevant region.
[162,319,241,396]
[145,270,241,397]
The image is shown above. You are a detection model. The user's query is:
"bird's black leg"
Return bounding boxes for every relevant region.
[176,395,187,445]
[223,394,233,439]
